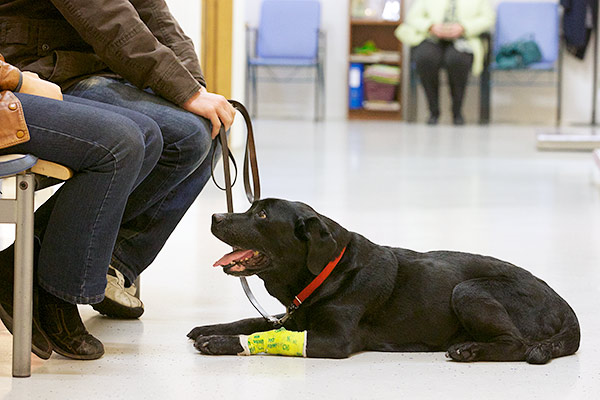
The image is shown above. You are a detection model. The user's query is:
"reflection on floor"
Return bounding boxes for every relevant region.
[1,120,599,399]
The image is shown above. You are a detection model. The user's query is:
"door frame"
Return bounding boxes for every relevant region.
[201,0,233,98]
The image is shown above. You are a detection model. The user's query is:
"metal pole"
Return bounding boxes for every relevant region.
[592,18,598,125]
[12,174,35,377]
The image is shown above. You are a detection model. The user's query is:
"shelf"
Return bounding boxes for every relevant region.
[363,101,400,112]
[351,19,400,26]
[350,52,401,64]
[347,3,404,121]
[348,108,402,120]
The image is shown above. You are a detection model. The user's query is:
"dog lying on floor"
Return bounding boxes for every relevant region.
[188,198,580,363]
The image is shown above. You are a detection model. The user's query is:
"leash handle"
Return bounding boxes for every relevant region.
[230,100,260,204]
[211,100,260,212]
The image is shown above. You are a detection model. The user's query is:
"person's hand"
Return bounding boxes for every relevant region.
[182,86,236,139]
[19,71,63,100]
[430,23,464,40]
[442,23,465,39]
[429,23,447,38]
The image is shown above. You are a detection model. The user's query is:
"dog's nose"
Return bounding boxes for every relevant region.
[212,213,226,225]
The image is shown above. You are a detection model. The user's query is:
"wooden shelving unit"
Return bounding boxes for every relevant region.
[348,11,404,120]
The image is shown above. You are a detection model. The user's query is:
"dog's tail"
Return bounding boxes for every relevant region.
[525,308,580,365]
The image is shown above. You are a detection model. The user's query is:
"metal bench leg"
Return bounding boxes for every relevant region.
[12,173,35,377]
[134,276,141,299]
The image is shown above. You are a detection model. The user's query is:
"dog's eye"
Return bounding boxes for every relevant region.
[257,210,267,219]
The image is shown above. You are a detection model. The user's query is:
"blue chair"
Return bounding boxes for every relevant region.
[246,0,325,121]
[493,1,561,123]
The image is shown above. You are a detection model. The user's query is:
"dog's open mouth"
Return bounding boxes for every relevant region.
[213,248,268,274]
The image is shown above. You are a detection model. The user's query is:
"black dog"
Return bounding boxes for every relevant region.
[188,198,580,363]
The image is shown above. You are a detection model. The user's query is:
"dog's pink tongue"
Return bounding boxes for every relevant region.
[213,249,255,267]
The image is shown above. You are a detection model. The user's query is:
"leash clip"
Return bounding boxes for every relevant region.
[271,305,297,329]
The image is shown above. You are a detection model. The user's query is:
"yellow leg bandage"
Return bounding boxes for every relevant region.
[239,328,307,357]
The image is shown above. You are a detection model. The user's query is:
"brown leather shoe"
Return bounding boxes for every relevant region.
[0,244,53,360]
[38,288,104,360]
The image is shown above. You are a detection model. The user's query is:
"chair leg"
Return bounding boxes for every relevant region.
[321,65,326,121]
[479,67,491,125]
[251,66,258,118]
[12,173,35,378]
[134,276,141,299]
[556,38,563,126]
[245,63,250,112]
[408,65,418,122]
[316,63,325,121]
[314,64,321,122]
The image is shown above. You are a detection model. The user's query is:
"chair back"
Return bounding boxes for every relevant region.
[494,1,559,66]
[256,0,321,59]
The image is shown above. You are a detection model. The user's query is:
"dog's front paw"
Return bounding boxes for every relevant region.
[194,335,244,355]
[446,342,482,362]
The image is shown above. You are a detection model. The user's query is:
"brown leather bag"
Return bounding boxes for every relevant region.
[0,90,30,149]
[0,54,30,149]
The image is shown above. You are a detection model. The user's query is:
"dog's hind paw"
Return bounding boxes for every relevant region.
[194,335,244,355]
[446,342,481,362]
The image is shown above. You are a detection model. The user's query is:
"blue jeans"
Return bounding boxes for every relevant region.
[0,93,162,303]
[66,77,216,287]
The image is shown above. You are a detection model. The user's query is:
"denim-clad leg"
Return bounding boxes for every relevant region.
[66,76,216,284]
[0,94,162,304]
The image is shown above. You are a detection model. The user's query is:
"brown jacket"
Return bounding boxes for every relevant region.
[0,0,206,106]
[0,54,29,149]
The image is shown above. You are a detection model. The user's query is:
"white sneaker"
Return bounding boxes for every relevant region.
[92,266,144,319]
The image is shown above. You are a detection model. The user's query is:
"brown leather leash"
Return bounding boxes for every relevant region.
[211,100,283,326]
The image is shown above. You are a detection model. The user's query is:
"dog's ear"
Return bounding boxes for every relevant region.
[295,216,338,275]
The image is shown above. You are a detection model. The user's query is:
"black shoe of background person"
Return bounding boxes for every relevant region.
[427,115,439,125]
[0,243,53,359]
[38,287,105,360]
[453,115,465,125]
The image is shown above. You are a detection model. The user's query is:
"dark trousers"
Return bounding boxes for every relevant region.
[412,40,474,118]
[1,93,162,304]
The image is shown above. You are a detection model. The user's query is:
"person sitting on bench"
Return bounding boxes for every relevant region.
[0,56,161,360]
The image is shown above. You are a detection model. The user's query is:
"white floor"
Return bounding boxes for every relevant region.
[1,120,600,399]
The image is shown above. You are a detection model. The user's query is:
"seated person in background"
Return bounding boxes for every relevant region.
[395,0,494,125]
[0,56,162,360]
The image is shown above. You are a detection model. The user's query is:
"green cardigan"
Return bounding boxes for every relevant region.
[395,0,495,76]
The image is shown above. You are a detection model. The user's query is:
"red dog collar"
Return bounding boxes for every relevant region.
[293,246,347,307]
[268,246,347,328]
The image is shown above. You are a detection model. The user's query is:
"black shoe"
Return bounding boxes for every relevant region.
[427,115,439,125]
[38,288,104,360]
[453,115,465,125]
[0,244,53,359]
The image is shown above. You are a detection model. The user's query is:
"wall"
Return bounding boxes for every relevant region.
[166,0,202,51]
[166,0,246,106]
